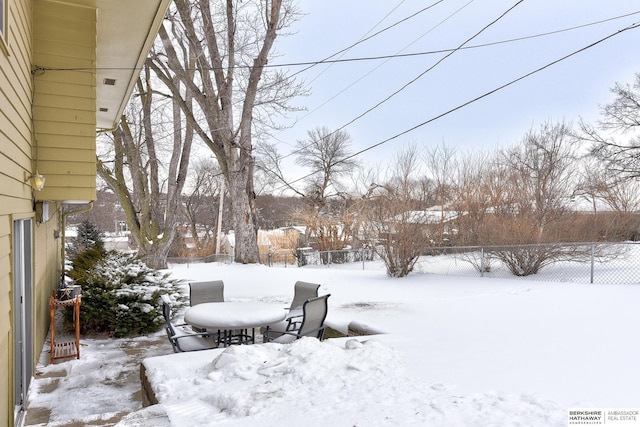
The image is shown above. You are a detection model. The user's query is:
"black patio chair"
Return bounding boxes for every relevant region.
[261,281,321,338]
[263,294,331,344]
[161,295,218,352]
[189,280,224,306]
[285,281,320,330]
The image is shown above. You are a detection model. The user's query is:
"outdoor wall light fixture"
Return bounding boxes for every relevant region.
[28,171,46,191]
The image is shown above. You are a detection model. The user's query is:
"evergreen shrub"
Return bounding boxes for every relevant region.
[68,220,105,257]
[66,250,184,337]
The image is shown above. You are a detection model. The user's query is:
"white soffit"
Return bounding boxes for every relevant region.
[95,0,170,130]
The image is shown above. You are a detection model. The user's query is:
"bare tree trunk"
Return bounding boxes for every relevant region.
[97,66,192,270]
[149,0,300,263]
[228,155,260,262]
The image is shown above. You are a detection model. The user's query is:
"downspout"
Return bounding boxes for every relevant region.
[60,202,94,283]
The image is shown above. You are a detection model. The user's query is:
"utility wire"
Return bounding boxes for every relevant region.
[279,10,640,69]
[278,0,477,148]
[317,1,526,137]
[290,0,444,81]
[274,0,525,167]
[273,0,431,151]
[35,10,639,73]
[299,0,413,86]
[275,21,640,192]
[265,9,639,157]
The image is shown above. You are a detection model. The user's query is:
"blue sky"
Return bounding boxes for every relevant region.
[270,0,640,177]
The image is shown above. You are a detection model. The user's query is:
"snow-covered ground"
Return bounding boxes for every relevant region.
[28,258,640,426]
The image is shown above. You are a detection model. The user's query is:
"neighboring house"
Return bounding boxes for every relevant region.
[0,1,171,425]
[382,207,461,245]
[403,207,460,241]
[257,227,306,264]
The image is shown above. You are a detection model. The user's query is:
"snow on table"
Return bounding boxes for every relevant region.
[184,301,286,330]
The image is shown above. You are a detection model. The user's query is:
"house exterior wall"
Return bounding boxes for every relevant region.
[0,1,95,424]
[0,0,36,423]
[0,0,169,424]
[32,0,97,203]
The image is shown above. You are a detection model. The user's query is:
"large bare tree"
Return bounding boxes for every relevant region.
[260,126,360,250]
[97,65,193,269]
[580,72,640,180]
[293,127,359,205]
[183,158,226,256]
[424,142,456,245]
[488,121,582,275]
[148,0,302,263]
[450,150,495,245]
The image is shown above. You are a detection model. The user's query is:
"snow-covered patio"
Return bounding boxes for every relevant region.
[26,259,640,426]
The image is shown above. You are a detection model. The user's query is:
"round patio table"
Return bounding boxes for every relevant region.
[184,302,286,346]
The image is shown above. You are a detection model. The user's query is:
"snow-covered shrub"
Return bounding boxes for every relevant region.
[66,251,184,337]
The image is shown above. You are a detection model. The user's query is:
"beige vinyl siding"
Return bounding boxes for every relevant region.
[1,0,171,423]
[32,210,62,363]
[0,0,32,207]
[32,0,97,203]
[0,0,33,422]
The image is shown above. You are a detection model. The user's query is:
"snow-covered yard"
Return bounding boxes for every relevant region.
[27,259,640,426]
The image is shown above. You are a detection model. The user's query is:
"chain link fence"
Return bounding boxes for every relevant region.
[165,253,233,266]
[275,242,640,285]
[418,242,640,284]
[165,242,640,285]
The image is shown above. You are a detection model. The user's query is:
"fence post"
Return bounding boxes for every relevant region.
[590,244,595,284]
[480,247,485,278]
[362,247,365,270]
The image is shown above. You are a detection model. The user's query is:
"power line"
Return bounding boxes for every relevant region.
[35,10,639,74]
[267,9,640,164]
[271,0,435,151]
[278,10,640,69]
[274,0,525,168]
[276,0,477,150]
[290,1,444,80]
[295,0,426,85]
[275,21,640,192]
[323,1,527,138]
